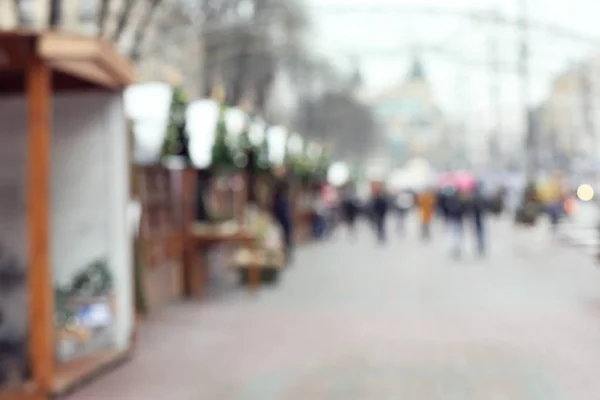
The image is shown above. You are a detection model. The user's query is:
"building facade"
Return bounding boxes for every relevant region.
[369,58,448,167]
[536,57,600,171]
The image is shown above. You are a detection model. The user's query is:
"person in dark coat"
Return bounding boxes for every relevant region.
[437,186,452,225]
[466,183,488,256]
[272,180,293,262]
[445,187,466,258]
[340,184,358,238]
[370,185,389,244]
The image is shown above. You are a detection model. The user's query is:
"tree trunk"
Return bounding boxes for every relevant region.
[255,72,274,114]
[112,0,137,43]
[48,0,62,28]
[128,0,162,61]
[227,49,250,106]
[96,0,111,37]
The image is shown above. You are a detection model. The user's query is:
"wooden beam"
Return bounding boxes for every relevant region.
[26,56,54,393]
[37,33,99,61]
[49,59,119,89]
[38,33,134,87]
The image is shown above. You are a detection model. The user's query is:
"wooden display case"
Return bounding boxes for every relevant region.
[0,30,134,399]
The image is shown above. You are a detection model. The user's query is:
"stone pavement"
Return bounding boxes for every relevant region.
[68,217,600,400]
[558,200,599,255]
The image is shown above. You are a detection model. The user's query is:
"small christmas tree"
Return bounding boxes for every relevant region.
[256,127,270,173]
[211,104,236,171]
[160,86,189,161]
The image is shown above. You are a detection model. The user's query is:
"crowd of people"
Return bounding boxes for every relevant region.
[270,174,573,264]
[290,180,500,259]
[354,182,495,258]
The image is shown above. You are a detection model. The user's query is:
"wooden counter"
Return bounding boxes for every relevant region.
[184,224,258,296]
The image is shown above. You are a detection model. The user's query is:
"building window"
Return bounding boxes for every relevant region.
[79,0,96,21]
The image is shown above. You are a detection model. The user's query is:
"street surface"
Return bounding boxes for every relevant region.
[69,217,600,399]
[558,200,598,254]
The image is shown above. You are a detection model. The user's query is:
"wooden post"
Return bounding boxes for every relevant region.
[26,58,54,392]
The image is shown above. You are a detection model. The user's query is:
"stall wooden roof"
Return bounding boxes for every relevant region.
[0,30,134,93]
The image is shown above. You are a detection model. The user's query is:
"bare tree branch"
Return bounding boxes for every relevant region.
[129,0,163,61]
[96,0,112,37]
[48,0,62,28]
[112,0,138,43]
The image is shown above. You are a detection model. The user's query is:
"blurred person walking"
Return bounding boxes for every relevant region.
[272,179,294,263]
[370,182,390,244]
[445,187,466,258]
[416,188,436,241]
[437,186,453,227]
[340,184,359,239]
[311,188,327,239]
[322,183,338,237]
[466,182,488,257]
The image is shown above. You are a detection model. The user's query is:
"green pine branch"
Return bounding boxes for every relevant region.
[160,86,189,160]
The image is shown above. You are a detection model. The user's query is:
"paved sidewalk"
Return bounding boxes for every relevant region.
[68,218,600,399]
[557,201,599,255]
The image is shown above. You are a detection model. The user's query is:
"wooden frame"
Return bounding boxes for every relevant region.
[0,30,133,399]
[133,165,185,311]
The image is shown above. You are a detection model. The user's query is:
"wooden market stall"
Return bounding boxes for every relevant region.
[0,31,134,399]
[177,167,262,295]
[132,165,184,311]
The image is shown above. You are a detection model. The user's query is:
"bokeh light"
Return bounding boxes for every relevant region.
[327,162,349,186]
[577,184,594,201]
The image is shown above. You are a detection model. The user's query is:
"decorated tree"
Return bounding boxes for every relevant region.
[288,142,310,182]
[257,130,270,173]
[160,86,190,162]
[211,104,236,171]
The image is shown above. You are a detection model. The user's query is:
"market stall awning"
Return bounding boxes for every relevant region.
[0,30,133,93]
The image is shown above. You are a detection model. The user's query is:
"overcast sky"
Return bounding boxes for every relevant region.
[305,0,600,148]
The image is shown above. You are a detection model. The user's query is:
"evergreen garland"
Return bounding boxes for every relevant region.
[236,119,271,174]
[54,258,113,327]
[211,104,236,171]
[285,144,331,184]
[256,127,271,173]
[70,259,113,296]
[160,86,189,160]
[288,142,311,181]
[313,153,331,182]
